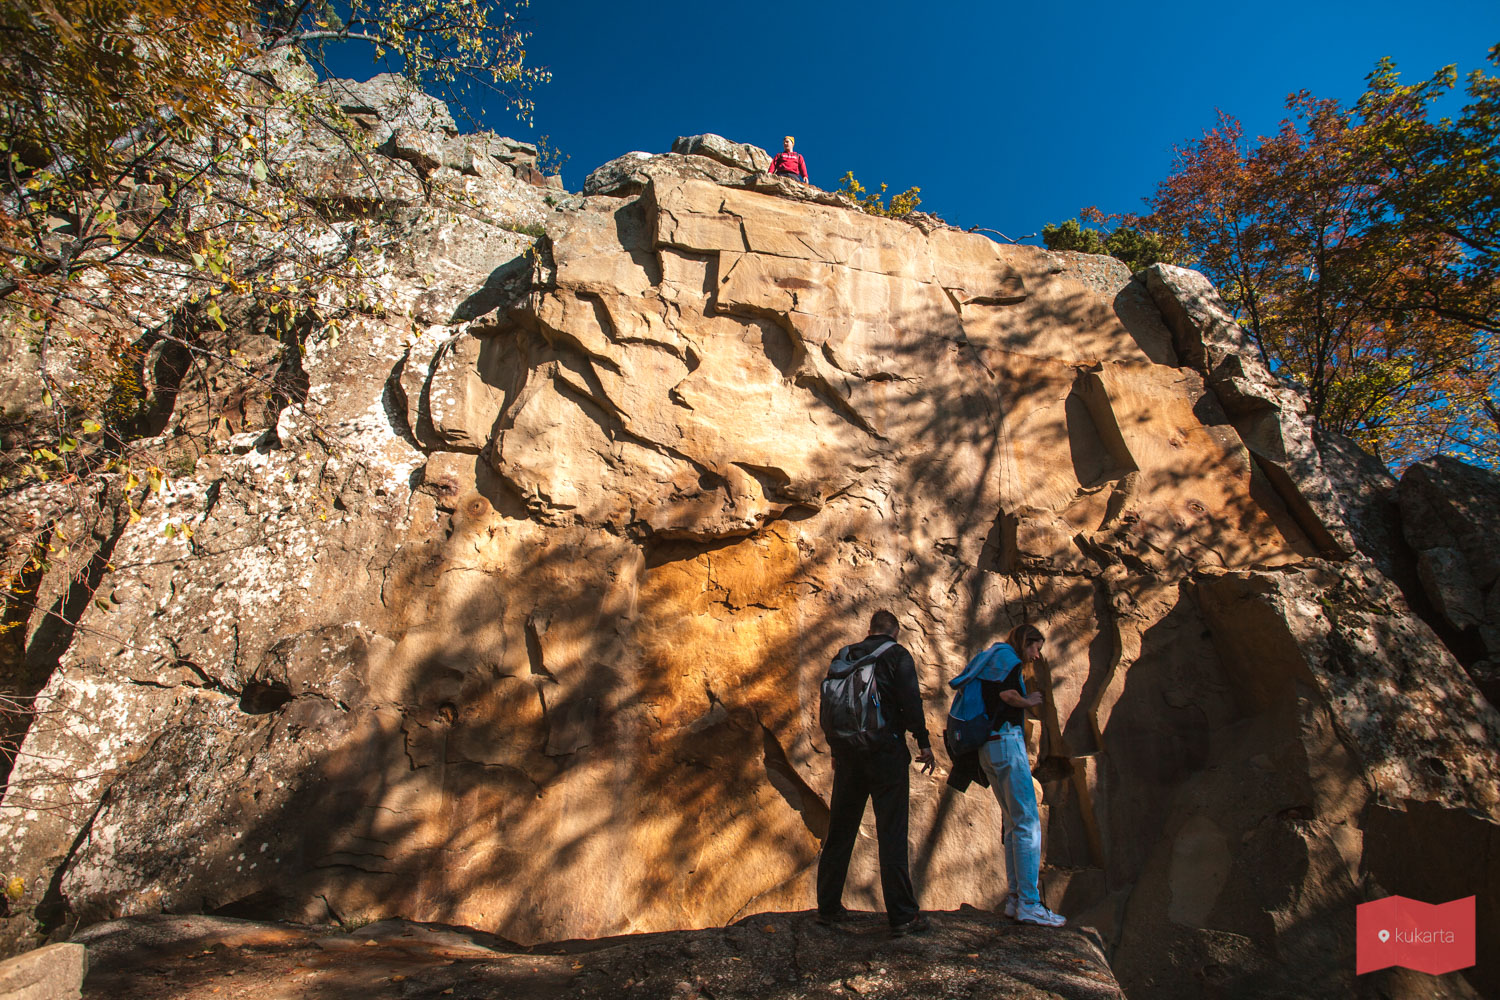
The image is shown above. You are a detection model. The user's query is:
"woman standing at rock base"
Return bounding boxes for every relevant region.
[970,623,1066,927]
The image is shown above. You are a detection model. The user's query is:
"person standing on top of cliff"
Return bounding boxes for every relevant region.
[958,622,1066,927]
[816,609,937,937]
[768,135,809,182]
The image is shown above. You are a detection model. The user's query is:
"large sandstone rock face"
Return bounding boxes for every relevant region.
[1,100,1496,998]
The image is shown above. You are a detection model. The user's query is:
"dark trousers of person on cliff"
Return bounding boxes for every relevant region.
[815,742,920,927]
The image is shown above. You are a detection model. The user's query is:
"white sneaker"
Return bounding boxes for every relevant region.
[1003,894,1019,919]
[1016,902,1066,927]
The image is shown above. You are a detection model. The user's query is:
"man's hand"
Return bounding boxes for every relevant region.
[1025,692,1043,709]
[915,747,936,775]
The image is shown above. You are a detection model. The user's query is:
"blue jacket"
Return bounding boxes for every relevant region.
[944,642,1024,793]
[948,642,1024,720]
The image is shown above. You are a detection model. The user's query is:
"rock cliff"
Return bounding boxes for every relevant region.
[0,83,1496,998]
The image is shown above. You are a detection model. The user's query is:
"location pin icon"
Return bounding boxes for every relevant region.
[1378,929,1391,943]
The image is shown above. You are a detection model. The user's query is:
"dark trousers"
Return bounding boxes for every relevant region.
[815,744,919,926]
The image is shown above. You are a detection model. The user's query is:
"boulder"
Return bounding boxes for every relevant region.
[381,128,546,181]
[583,150,750,196]
[0,943,85,1000]
[670,133,772,173]
[317,73,457,142]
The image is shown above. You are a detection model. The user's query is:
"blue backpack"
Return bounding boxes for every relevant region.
[944,642,1024,755]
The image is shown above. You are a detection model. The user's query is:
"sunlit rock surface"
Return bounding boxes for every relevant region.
[1,93,1496,1000]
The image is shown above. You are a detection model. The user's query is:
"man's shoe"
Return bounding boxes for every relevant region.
[1003,894,1019,919]
[1016,902,1066,927]
[890,913,932,937]
[816,908,853,926]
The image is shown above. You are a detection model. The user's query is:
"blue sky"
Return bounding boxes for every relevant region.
[444,0,1498,243]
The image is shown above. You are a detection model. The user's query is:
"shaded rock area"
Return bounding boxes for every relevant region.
[77,911,1124,1000]
[1398,455,1500,705]
[1314,427,1412,587]
[1,72,1497,1000]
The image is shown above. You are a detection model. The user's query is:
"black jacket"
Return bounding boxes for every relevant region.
[842,634,931,751]
[944,735,991,792]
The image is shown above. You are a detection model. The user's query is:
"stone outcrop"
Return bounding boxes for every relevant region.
[317,73,458,142]
[670,133,773,174]
[1,82,1497,1000]
[1146,264,1357,559]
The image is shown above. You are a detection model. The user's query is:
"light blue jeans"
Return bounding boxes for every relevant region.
[978,723,1042,906]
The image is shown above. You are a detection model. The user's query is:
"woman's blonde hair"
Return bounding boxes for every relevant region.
[784,135,795,145]
[1005,623,1045,662]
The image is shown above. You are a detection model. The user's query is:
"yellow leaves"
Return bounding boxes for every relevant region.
[837,171,922,219]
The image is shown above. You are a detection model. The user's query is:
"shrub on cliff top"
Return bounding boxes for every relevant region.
[837,171,922,218]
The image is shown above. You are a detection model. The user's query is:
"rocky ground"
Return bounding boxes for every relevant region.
[76,909,1123,1000]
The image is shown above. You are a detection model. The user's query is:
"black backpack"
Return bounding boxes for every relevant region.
[819,640,896,750]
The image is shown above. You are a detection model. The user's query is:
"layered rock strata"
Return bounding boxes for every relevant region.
[0,109,1496,1000]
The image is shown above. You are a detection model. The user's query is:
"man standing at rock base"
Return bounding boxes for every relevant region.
[816,610,937,936]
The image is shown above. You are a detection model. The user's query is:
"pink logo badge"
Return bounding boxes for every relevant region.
[1356,895,1475,976]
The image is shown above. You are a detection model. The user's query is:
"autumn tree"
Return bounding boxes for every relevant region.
[1142,48,1500,470]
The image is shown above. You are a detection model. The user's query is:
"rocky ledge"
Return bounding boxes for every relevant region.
[77,910,1123,1000]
